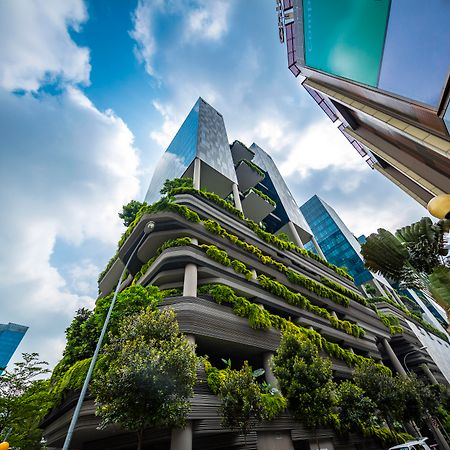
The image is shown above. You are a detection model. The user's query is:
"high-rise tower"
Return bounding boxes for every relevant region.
[0,322,28,372]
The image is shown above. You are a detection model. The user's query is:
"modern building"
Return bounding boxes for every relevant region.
[279,0,450,208]
[43,99,450,450]
[0,322,28,373]
[300,195,390,291]
[300,195,449,333]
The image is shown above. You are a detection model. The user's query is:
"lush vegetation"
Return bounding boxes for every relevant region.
[273,331,337,428]
[361,217,450,319]
[203,359,286,441]
[119,200,147,227]
[92,306,198,450]
[0,353,52,450]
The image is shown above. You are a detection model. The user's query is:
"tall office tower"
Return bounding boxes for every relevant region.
[43,99,450,450]
[0,322,28,372]
[278,0,450,208]
[300,195,391,291]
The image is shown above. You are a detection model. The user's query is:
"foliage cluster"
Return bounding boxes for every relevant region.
[91,306,198,450]
[246,188,276,207]
[0,353,52,450]
[361,217,450,318]
[203,359,286,436]
[371,307,404,335]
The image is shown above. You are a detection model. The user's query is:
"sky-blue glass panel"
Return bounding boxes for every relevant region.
[144,99,200,203]
[378,0,450,107]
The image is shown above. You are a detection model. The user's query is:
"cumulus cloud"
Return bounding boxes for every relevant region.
[185,0,231,41]
[130,0,233,77]
[0,87,140,367]
[0,0,90,91]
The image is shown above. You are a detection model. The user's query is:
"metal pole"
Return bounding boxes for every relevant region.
[62,221,155,450]
[403,346,427,374]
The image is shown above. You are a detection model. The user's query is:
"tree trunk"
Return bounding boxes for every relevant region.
[137,429,143,450]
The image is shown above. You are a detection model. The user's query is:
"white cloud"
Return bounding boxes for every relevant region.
[185,0,231,41]
[130,0,163,77]
[278,120,367,178]
[0,0,90,91]
[0,87,140,367]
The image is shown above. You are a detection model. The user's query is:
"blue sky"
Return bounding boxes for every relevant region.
[0,0,426,368]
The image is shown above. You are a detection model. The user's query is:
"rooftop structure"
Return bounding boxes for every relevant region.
[279,0,450,208]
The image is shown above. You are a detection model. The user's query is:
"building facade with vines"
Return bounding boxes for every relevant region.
[42,98,450,450]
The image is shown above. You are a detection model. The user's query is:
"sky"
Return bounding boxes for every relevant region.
[0,0,427,369]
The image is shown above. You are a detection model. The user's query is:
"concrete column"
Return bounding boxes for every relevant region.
[190,237,198,245]
[170,421,192,450]
[287,221,304,248]
[381,338,407,376]
[348,347,355,354]
[232,182,243,212]
[185,334,196,347]
[263,352,278,389]
[372,278,388,297]
[426,417,450,450]
[183,263,197,297]
[421,364,438,384]
[251,269,257,280]
[193,158,201,190]
[331,311,338,319]
[311,236,326,260]
[390,288,406,307]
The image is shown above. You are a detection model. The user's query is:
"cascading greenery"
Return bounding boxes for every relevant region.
[237,159,265,177]
[202,219,360,305]
[245,187,276,207]
[198,284,383,370]
[367,296,448,342]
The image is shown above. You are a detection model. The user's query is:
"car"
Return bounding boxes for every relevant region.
[388,438,434,450]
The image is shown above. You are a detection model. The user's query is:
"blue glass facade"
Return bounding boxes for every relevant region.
[145,98,237,204]
[0,322,28,372]
[300,195,372,286]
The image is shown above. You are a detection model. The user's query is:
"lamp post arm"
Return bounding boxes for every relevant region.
[62,230,149,450]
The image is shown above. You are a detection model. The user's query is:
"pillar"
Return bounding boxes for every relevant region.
[251,269,257,280]
[390,288,406,307]
[381,338,407,376]
[287,221,304,248]
[171,419,192,450]
[193,158,201,190]
[372,278,388,297]
[263,352,278,389]
[171,334,195,450]
[331,311,338,319]
[183,263,197,297]
[426,418,450,450]
[311,236,326,260]
[232,183,243,212]
[421,364,438,384]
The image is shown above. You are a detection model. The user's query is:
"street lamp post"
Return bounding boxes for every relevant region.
[62,220,155,450]
[403,345,427,373]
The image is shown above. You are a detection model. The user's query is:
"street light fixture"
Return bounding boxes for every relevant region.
[62,220,156,450]
[403,345,427,373]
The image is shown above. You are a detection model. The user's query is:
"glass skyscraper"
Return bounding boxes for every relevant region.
[145,97,237,204]
[300,195,381,286]
[0,322,28,372]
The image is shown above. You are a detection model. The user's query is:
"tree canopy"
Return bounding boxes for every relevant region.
[92,306,198,450]
[119,200,146,227]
